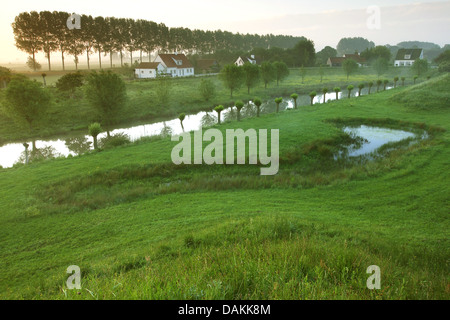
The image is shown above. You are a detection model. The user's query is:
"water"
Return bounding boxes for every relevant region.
[341,125,418,157]
[0,86,394,168]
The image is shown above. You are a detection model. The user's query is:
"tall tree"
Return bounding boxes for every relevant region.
[412,59,428,77]
[81,15,95,70]
[337,37,375,56]
[242,62,261,94]
[53,11,70,71]
[260,62,276,89]
[373,57,389,78]
[3,77,51,137]
[219,64,244,98]
[273,61,289,86]
[342,59,358,80]
[38,11,58,71]
[293,39,316,67]
[12,12,42,71]
[92,16,108,69]
[85,70,127,136]
[316,46,337,66]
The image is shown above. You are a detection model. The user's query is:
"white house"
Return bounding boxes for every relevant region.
[135,62,165,79]
[394,48,424,67]
[154,53,194,77]
[235,55,258,66]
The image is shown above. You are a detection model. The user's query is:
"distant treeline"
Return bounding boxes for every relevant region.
[12,11,305,71]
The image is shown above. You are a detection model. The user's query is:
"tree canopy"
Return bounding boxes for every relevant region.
[337,37,375,56]
[3,77,51,133]
[85,70,127,134]
[219,64,244,98]
[13,11,306,70]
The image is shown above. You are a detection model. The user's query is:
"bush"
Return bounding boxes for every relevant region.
[438,61,450,73]
[99,133,131,149]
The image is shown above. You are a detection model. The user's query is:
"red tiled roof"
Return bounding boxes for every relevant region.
[329,57,345,64]
[157,54,193,69]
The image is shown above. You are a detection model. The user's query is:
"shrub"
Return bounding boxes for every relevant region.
[99,132,131,149]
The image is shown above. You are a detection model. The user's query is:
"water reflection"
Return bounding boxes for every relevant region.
[340,125,417,157]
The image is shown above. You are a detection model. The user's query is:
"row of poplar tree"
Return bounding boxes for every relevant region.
[13,11,304,71]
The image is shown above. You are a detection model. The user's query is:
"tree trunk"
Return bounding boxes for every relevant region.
[61,51,65,71]
[32,52,37,71]
[93,136,98,150]
[257,107,260,117]
[47,50,51,71]
[120,51,123,67]
[110,51,113,68]
[87,49,90,70]
[98,50,102,69]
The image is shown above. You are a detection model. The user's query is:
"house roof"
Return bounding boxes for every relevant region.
[328,57,345,64]
[343,54,366,63]
[197,59,217,70]
[136,62,161,69]
[157,54,193,69]
[395,48,423,61]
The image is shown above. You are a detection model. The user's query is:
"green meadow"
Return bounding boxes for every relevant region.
[0,71,449,299]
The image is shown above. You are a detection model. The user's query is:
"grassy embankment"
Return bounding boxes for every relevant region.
[0,73,448,299]
[0,66,435,145]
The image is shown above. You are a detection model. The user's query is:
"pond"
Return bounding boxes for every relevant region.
[339,125,422,158]
[0,86,394,168]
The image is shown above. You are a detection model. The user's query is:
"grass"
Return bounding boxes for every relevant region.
[0,73,448,300]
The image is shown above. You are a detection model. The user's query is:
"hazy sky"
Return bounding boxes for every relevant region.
[1,0,449,64]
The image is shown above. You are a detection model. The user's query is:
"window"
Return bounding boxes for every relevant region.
[404,54,411,59]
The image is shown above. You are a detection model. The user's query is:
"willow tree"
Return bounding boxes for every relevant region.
[219,64,244,98]
[85,70,127,137]
[242,62,260,94]
[3,77,51,149]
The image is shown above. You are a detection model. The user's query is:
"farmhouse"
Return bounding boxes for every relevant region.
[394,48,424,66]
[134,62,165,79]
[327,57,345,67]
[154,53,194,77]
[235,55,258,66]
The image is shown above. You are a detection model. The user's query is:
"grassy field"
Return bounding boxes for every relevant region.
[0,72,448,299]
[0,65,436,145]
